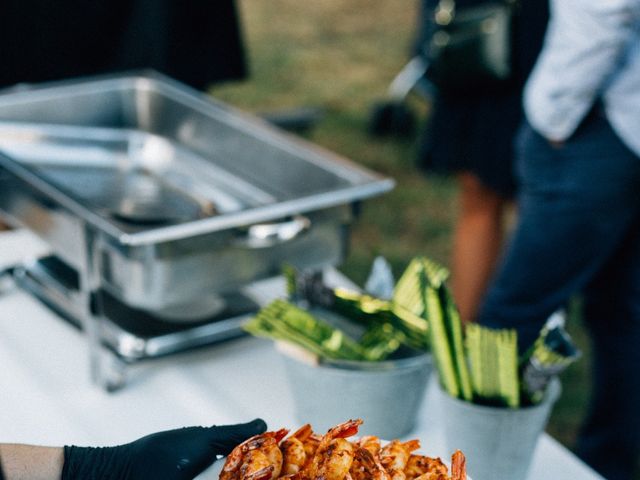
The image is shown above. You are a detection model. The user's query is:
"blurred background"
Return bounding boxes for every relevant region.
[212,0,591,455]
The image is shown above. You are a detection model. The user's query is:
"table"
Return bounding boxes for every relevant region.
[0,230,603,479]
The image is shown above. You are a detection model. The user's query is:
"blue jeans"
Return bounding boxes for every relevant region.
[477,111,640,480]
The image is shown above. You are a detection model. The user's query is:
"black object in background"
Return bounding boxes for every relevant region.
[0,0,247,90]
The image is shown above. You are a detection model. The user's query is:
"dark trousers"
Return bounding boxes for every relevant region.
[477,111,640,480]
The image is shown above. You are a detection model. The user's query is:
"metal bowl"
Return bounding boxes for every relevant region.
[279,347,433,439]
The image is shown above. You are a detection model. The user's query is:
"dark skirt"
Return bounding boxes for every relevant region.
[416,0,550,199]
[0,0,246,90]
[419,92,523,199]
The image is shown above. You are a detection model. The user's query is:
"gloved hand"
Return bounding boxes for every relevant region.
[62,419,266,480]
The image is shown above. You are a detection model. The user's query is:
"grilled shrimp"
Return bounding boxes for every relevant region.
[413,473,449,480]
[239,450,272,479]
[450,450,466,480]
[305,419,362,479]
[317,438,356,480]
[290,424,314,442]
[358,435,382,457]
[242,463,275,480]
[221,428,289,480]
[303,433,322,461]
[404,454,448,479]
[379,439,421,480]
[281,424,314,475]
[281,438,306,476]
[350,446,391,480]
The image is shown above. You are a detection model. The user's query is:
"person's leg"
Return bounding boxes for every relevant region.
[452,172,509,323]
[577,217,640,480]
[477,112,640,351]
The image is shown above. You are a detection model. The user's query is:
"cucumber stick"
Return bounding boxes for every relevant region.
[440,286,473,401]
[466,323,519,407]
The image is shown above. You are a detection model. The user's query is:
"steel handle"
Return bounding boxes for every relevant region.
[234,215,311,249]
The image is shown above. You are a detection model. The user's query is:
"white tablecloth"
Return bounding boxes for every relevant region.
[0,230,602,479]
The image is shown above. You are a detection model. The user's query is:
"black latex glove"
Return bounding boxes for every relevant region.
[62,419,266,480]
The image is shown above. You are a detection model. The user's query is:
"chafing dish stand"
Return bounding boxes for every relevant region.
[0,72,393,391]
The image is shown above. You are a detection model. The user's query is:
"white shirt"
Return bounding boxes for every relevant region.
[524,0,640,156]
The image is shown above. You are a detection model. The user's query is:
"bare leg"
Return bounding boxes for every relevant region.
[451,172,509,323]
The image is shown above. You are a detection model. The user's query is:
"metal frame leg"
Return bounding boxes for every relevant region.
[80,229,128,392]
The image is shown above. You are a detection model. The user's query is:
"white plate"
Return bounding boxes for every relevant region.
[196,459,224,480]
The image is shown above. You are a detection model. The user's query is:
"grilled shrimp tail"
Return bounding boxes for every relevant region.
[451,450,466,480]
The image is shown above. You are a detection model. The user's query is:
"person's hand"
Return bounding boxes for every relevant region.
[62,419,267,480]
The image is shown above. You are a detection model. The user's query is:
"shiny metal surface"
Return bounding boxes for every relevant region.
[0,72,394,311]
[0,72,394,245]
[12,260,252,361]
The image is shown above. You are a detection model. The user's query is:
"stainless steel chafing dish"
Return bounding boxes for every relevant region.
[0,72,393,390]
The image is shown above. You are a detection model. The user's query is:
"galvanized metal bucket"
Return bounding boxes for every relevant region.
[280,349,433,439]
[436,379,561,480]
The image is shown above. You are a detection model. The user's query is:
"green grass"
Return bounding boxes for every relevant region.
[213,0,594,464]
